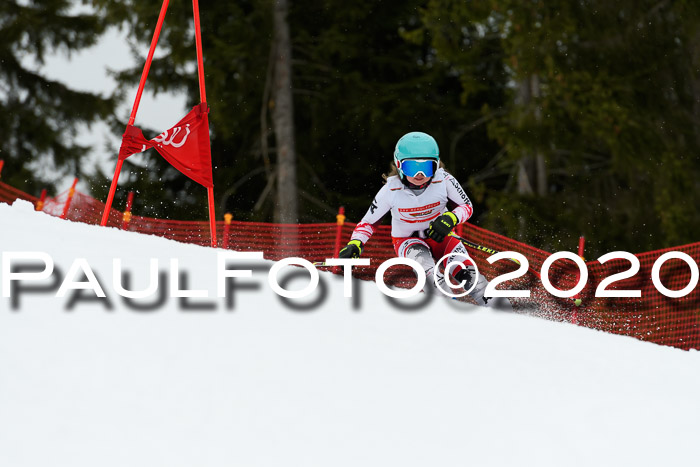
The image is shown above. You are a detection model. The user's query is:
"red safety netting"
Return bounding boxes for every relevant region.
[456,224,700,349]
[1,181,698,350]
[581,244,700,349]
[0,181,38,205]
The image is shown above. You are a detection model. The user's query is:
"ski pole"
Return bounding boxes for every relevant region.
[449,233,536,274]
[452,233,582,306]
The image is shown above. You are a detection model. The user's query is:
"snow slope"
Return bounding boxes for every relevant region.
[1,200,699,467]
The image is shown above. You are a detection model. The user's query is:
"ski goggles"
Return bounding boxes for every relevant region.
[398,159,437,178]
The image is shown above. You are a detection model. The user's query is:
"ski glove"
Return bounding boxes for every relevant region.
[339,240,363,259]
[426,212,459,243]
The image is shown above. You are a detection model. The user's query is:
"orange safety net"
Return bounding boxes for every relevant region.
[1,181,698,350]
[582,245,700,349]
[459,223,700,350]
[0,181,38,205]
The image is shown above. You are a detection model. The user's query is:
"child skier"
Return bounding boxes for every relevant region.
[338,131,497,307]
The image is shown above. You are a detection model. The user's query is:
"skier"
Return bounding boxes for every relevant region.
[338,131,502,308]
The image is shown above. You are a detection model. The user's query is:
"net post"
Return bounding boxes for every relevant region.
[36,189,47,211]
[332,206,346,273]
[60,178,79,220]
[223,213,233,249]
[572,235,586,324]
[121,191,135,230]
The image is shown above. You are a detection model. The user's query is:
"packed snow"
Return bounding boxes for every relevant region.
[1,200,699,467]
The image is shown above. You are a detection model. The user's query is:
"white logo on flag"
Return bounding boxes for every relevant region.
[154,124,191,148]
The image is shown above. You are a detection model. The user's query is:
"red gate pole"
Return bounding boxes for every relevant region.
[222,213,232,249]
[192,0,217,247]
[61,178,79,220]
[101,159,124,225]
[100,0,171,227]
[192,0,207,104]
[121,191,135,230]
[0,159,4,179]
[35,189,47,211]
[332,207,346,273]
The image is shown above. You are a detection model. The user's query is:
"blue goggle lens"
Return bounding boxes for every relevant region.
[400,159,436,178]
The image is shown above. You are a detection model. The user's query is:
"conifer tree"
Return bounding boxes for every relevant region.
[89,0,476,223]
[416,0,700,253]
[0,1,113,194]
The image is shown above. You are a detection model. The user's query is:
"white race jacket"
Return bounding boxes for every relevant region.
[350,168,473,243]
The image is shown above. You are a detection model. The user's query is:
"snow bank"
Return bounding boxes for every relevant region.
[1,200,699,467]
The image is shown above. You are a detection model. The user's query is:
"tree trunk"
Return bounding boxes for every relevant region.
[689,29,700,148]
[272,0,298,224]
[514,74,547,240]
[515,74,547,197]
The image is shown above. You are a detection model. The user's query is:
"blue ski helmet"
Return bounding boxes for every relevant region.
[393,132,439,179]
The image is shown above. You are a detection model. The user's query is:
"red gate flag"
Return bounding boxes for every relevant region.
[118,103,213,188]
[101,0,217,247]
